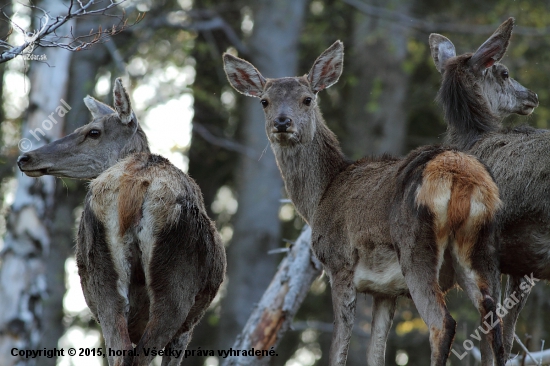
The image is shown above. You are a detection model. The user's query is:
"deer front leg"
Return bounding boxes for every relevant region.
[366,295,397,366]
[327,269,357,366]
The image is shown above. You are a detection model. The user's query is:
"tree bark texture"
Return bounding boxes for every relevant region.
[222,227,321,366]
[219,0,308,349]
[342,0,412,158]
[0,2,73,365]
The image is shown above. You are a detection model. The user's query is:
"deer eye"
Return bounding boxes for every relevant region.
[88,129,101,139]
[260,99,269,108]
[501,70,509,79]
[303,97,312,106]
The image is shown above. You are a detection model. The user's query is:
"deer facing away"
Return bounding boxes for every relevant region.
[429,18,543,362]
[224,42,505,365]
[17,79,226,366]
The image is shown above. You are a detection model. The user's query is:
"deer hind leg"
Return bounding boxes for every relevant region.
[160,331,192,366]
[452,221,504,366]
[327,269,357,366]
[392,214,456,366]
[366,295,397,366]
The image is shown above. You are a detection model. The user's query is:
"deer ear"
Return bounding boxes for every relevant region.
[429,34,456,74]
[84,96,114,119]
[308,40,344,93]
[113,78,134,125]
[469,17,514,73]
[223,53,266,97]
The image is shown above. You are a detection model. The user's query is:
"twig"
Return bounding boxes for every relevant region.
[144,10,248,55]
[514,334,540,366]
[0,0,143,63]
[343,0,550,36]
[192,122,256,158]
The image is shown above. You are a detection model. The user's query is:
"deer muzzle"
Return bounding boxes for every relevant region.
[273,116,293,133]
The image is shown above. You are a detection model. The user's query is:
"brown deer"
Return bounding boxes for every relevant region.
[224,41,505,365]
[429,18,543,362]
[17,79,226,366]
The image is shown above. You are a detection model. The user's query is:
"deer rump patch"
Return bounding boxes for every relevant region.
[415,151,501,256]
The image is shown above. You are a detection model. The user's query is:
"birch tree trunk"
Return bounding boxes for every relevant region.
[0,2,73,364]
[219,0,308,349]
[35,13,111,366]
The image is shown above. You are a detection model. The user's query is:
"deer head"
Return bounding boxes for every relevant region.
[430,17,538,121]
[17,78,149,180]
[223,41,344,147]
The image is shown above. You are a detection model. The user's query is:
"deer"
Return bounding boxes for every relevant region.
[224,41,506,366]
[429,17,543,363]
[17,78,226,366]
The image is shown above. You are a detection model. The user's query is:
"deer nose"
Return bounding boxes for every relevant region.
[274,117,292,132]
[17,154,31,168]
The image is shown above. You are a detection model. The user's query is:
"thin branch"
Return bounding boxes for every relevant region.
[470,334,550,366]
[343,0,550,36]
[192,122,257,159]
[514,334,540,366]
[145,10,248,55]
[0,0,143,64]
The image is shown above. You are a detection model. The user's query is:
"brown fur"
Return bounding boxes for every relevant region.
[417,151,501,256]
[430,21,541,362]
[118,164,150,237]
[19,79,226,366]
[225,41,504,366]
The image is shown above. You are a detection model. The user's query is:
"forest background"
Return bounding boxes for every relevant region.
[0,0,549,365]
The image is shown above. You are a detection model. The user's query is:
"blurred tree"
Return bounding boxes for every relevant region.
[0,1,73,364]
[218,0,309,350]
[35,9,114,366]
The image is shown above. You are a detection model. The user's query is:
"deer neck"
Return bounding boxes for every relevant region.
[440,59,501,150]
[271,114,349,223]
[119,124,151,160]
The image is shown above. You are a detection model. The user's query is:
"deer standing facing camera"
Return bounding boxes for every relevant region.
[224,41,505,366]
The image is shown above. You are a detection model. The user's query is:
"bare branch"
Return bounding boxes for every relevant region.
[145,10,248,55]
[343,0,550,36]
[471,334,550,365]
[192,122,257,159]
[0,0,144,64]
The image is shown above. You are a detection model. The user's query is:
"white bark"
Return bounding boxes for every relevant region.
[0,2,72,364]
[222,227,321,366]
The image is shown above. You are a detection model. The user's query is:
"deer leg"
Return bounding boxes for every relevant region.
[366,295,397,366]
[502,275,530,358]
[327,269,357,366]
[451,220,505,366]
[95,308,133,366]
[131,289,195,366]
[161,331,192,366]
[397,237,456,366]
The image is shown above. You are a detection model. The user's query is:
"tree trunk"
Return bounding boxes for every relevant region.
[35,13,111,366]
[219,0,308,349]
[342,0,412,158]
[222,227,321,365]
[0,2,73,365]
